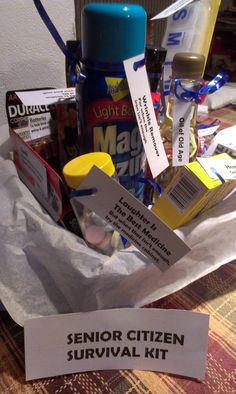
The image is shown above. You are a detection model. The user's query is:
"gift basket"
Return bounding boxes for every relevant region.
[0,0,235,329]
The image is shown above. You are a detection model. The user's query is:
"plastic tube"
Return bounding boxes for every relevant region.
[162,0,221,97]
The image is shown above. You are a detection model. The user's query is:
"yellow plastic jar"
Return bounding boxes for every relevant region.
[63,152,122,256]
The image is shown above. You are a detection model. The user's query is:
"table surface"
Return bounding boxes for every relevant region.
[0,262,235,394]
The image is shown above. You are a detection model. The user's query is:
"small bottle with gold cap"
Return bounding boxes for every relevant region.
[156,52,205,189]
[63,152,123,256]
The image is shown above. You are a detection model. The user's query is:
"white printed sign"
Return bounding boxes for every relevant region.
[73,166,190,271]
[124,54,169,178]
[197,157,236,180]
[172,98,191,166]
[24,308,209,381]
[151,0,194,20]
[16,88,75,106]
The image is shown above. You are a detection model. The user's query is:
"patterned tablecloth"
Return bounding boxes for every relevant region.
[0,262,235,394]
[201,104,236,131]
[0,106,236,393]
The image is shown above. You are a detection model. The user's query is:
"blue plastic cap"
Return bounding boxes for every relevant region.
[81,3,146,64]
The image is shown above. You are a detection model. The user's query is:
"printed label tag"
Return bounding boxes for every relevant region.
[204,125,236,157]
[151,0,194,20]
[16,88,75,106]
[197,157,236,180]
[24,308,209,381]
[73,166,190,271]
[172,97,191,166]
[197,125,219,138]
[124,54,169,178]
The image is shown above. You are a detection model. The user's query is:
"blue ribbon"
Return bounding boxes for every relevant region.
[136,177,163,195]
[199,73,230,96]
[70,188,98,198]
[197,119,220,130]
[33,0,79,84]
[133,58,145,71]
[210,167,225,184]
[174,79,202,103]
[121,236,129,248]
[119,176,163,207]
[174,72,230,104]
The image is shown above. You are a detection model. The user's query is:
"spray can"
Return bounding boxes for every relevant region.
[78,3,147,200]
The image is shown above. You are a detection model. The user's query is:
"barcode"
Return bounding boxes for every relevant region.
[167,172,202,212]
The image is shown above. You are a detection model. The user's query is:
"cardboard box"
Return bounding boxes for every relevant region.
[152,154,236,229]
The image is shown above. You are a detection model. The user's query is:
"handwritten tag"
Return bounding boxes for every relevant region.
[72,166,190,271]
[16,88,75,106]
[172,97,191,166]
[124,54,169,178]
[24,308,209,381]
[151,0,194,20]
[197,157,236,180]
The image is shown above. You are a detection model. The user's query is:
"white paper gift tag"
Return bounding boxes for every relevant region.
[24,308,209,381]
[73,166,190,271]
[123,54,169,178]
[172,97,191,166]
[16,88,75,106]
[197,157,236,180]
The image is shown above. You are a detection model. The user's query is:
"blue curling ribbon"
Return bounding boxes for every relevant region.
[70,188,98,198]
[119,175,163,207]
[136,177,163,195]
[199,72,230,96]
[119,175,162,193]
[210,167,225,184]
[174,72,230,104]
[33,0,79,84]
[121,236,129,248]
[133,58,145,71]
[174,79,201,103]
[197,119,220,130]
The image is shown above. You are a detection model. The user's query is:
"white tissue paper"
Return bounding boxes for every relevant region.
[0,155,235,327]
[204,83,236,110]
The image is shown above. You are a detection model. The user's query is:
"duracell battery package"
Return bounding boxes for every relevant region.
[6,89,61,172]
[6,89,80,173]
[5,89,82,237]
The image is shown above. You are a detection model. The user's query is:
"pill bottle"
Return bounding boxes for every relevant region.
[63,152,123,256]
[77,3,147,200]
